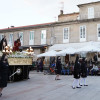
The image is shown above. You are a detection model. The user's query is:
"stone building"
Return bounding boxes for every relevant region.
[0,1,100,63]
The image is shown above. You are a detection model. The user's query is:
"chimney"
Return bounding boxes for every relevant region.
[59,2,64,15]
[60,10,63,15]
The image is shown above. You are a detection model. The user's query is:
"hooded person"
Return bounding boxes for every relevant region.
[72,56,81,89]
[80,57,88,86]
[55,56,62,80]
[0,53,9,97]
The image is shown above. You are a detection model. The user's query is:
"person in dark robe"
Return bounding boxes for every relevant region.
[72,56,81,89]
[36,58,40,72]
[93,53,98,64]
[0,36,7,51]
[80,57,88,86]
[39,58,43,72]
[55,56,62,80]
[0,54,9,97]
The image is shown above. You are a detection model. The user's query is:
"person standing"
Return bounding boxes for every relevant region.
[93,53,98,64]
[50,60,56,74]
[0,53,9,97]
[55,56,62,80]
[80,58,88,86]
[72,56,81,89]
[36,58,40,72]
[39,58,43,72]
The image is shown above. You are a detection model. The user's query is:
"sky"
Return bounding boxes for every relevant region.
[0,0,99,29]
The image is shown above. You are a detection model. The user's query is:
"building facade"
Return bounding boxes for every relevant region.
[0,1,100,62]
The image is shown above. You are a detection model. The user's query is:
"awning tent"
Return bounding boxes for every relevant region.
[49,41,100,53]
[37,50,57,58]
[76,45,100,53]
[56,47,76,56]
[37,41,100,57]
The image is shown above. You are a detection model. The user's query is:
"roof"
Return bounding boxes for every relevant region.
[1,18,100,33]
[58,12,79,17]
[77,1,100,7]
[0,22,54,33]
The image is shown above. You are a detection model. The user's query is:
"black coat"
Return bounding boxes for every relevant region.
[93,55,97,62]
[81,61,87,78]
[0,55,9,88]
[56,60,62,74]
[74,61,81,79]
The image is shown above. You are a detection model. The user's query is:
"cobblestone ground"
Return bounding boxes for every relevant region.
[1,71,100,100]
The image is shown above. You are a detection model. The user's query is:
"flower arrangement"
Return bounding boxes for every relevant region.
[8,47,34,58]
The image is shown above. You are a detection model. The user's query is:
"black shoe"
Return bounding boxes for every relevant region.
[84,85,88,86]
[57,79,61,80]
[0,93,2,97]
[76,87,81,88]
[80,85,83,86]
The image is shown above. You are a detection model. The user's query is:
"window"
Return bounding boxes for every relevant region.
[29,31,34,45]
[63,27,69,43]
[80,26,86,42]
[88,7,94,19]
[0,34,4,41]
[41,30,46,44]
[9,33,13,47]
[19,32,23,46]
[97,24,100,40]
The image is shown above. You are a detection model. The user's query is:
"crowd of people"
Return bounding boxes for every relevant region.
[34,54,100,90]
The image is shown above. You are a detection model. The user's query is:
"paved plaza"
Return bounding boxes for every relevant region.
[0,71,100,100]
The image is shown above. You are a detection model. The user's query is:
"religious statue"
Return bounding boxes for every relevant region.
[13,36,21,51]
[0,36,7,51]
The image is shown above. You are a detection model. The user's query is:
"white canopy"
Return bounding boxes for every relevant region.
[47,41,100,56]
[37,41,100,57]
[76,45,100,53]
[56,47,76,56]
[37,50,57,57]
[49,41,100,51]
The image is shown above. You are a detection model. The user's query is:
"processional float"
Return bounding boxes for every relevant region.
[0,37,34,82]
